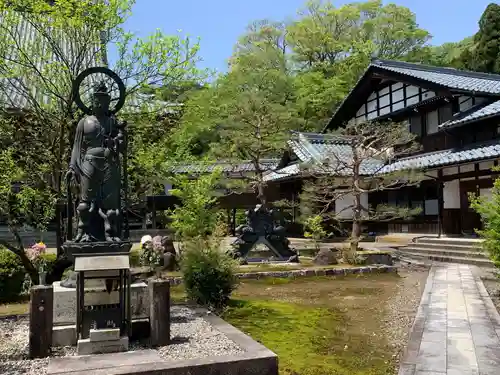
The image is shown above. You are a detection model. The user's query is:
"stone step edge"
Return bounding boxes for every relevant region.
[394,251,493,265]
[400,248,488,259]
[411,242,483,249]
[166,265,398,285]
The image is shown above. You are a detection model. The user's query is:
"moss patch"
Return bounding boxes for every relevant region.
[223,274,400,375]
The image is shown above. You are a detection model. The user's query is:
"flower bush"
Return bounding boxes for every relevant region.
[25,242,49,273]
[140,240,162,271]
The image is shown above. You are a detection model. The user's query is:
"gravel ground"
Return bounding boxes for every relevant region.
[383,262,430,374]
[0,306,243,375]
[480,267,500,314]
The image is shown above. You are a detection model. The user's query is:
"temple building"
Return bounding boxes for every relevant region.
[267,59,500,236]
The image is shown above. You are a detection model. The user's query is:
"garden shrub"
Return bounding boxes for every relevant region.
[0,248,25,302]
[130,249,141,267]
[470,175,500,267]
[181,239,238,309]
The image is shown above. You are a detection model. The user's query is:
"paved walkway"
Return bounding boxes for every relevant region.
[399,264,500,375]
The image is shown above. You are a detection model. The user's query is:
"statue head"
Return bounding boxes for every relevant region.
[91,82,111,115]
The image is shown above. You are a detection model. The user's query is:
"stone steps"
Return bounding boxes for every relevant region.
[395,236,493,268]
[399,246,487,260]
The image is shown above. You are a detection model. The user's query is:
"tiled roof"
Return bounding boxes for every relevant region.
[172,160,279,174]
[379,142,500,173]
[264,132,385,181]
[264,163,301,182]
[372,60,500,94]
[325,59,500,131]
[439,100,500,129]
[267,132,500,181]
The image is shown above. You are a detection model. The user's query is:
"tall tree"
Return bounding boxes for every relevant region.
[300,121,422,261]
[178,25,300,205]
[414,37,474,68]
[460,3,500,74]
[287,0,430,129]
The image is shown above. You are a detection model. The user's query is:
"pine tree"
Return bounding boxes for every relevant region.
[462,3,500,73]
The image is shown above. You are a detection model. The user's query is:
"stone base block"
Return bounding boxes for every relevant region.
[53,325,76,347]
[77,336,128,355]
[53,281,149,326]
[53,319,150,347]
[89,328,120,342]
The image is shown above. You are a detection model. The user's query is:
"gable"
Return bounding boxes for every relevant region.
[351,82,438,124]
[326,59,500,132]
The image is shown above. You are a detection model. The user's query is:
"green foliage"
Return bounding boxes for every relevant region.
[0,248,25,302]
[38,253,57,274]
[168,169,222,241]
[303,215,329,251]
[470,174,500,268]
[180,239,239,309]
[130,249,141,267]
[460,3,500,73]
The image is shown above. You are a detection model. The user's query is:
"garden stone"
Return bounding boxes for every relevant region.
[313,248,338,266]
[162,252,177,271]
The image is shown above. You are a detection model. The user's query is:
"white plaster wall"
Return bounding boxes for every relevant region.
[335,192,368,219]
[164,182,172,196]
[480,161,494,170]
[460,164,475,173]
[443,179,460,209]
[480,188,493,201]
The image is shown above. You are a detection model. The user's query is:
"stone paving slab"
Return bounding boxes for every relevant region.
[398,264,500,375]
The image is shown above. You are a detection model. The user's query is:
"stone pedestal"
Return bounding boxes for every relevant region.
[52,281,149,346]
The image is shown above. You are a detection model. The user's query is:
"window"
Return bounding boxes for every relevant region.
[439,103,453,124]
[426,110,439,134]
[409,114,423,137]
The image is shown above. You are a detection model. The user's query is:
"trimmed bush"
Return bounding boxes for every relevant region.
[0,249,25,302]
[181,240,238,309]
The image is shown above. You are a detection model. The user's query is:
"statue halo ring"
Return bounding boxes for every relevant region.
[73,67,126,115]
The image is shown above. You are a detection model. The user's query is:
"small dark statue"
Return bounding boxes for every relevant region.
[230,204,298,263]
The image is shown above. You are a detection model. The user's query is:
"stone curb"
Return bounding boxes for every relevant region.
[166,265,398,286]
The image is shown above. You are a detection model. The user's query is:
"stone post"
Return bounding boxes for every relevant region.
[148,279,170,346]
[29,285,54,359]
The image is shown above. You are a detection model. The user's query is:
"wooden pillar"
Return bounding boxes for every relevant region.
[149,279,170,347]
[437,170,444,238]
[29,285,53,359]
[232,208,236,236]
[55,200,63,258]
[152,198,157,230]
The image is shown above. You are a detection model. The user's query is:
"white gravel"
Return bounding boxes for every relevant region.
[0,306,243,375]
[157,306,243,361]
[383,262,429,374]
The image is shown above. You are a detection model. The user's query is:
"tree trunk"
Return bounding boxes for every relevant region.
[350,193,362,251]
[256,171,267,206]
[0,233,38,284]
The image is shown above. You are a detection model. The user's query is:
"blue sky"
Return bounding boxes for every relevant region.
[120,0,492,73]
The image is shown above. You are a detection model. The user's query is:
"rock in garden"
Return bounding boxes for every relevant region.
[313,248,338,266]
